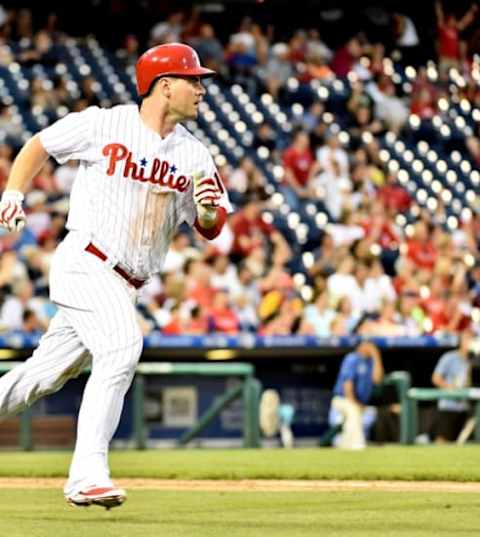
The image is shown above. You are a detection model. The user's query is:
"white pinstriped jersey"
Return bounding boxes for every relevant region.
[39,104,231,279]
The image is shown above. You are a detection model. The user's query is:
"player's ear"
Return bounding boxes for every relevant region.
[152,77,171,99]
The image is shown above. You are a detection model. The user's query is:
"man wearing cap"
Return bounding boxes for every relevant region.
[0,43,232,508]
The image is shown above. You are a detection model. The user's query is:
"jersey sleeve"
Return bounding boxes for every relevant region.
[38,106,98,164]
[338,354,358,383]
[182,151,233,226]
[433,353,451,380]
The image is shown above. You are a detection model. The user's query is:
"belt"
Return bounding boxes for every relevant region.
[85,242,146,289]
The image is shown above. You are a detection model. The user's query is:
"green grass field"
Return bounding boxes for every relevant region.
[0,445,478,481]
[1,489,479,537]
[0,446,479,536]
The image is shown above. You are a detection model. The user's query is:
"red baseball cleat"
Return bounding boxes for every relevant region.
[65,485,127,510]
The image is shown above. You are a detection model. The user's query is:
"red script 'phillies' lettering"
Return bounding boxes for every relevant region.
[102,143,191,192]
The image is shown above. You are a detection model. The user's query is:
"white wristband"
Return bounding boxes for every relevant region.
[1,190,24,203]
[197,204,217,225]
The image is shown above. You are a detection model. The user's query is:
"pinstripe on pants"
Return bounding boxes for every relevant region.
[0,231,143,494]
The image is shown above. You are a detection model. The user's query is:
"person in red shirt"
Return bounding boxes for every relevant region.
[207,290,240,334]
[281,129,320,208]
[230,199,286,258]
[377,171,412,215]
[435,0,478,76]
[330,37,363,78]
[410,87,437,119]
[362,202,399,251]
[421,275,449,332]
[406,221,438,271]
[185,259,217,309]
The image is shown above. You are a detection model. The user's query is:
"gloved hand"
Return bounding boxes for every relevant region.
[0,190,26,232]
[192,171,220,226]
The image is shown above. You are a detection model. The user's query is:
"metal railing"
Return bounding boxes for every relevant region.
[0,361,262,450]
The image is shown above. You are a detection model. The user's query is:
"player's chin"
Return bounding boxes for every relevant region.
[185,107,199,120]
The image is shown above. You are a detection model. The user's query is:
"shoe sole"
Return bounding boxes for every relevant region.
[67,494,126,510]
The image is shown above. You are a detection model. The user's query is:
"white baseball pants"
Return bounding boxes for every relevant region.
[0,231,143,494]
[331,396,367,450]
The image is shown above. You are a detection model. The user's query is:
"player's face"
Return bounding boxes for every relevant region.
[168,76,206,120]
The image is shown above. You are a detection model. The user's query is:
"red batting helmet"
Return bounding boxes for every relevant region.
[135,43,215,97]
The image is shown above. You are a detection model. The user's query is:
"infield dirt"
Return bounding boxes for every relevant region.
[1,477,479,493]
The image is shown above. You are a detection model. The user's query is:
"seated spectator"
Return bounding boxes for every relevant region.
[188,23,226,75]
[258,42,294,99]
[260,296,305,336]
[258,269,297,322]
[348,104,385,150]
[328,342,384,449]
[312,156,351,220]
[410,87,437,119]
[0,106,23,142]
[184,259,216,310]
[162,232,193,274]
[230,199,290,263]
[116,34,139,68]
[301,101,325,133]
[16,29,61,66]
[377,171,412,215]
[357,300,406,336]
[330,37,363,78]
[421,275,450,333]
[210,254,240,297]
[326,211,365,247]
[252,121,277,153]
[227,156,268,202]
[316,133,349,178]
[411,66,439,104]
[226,28,258,94]
[347,80,374,120]
[80,76,101,107]
[0,278,47,331]
[207,290,239,334]
[406,221,437,271]
[361,201,399,252]
[29,77,59,113]
[301,291,336,337]
[432,329,474,442]
[327,256,356,302]
[367,75,409,133]
[305,28,333,64]
[282,129,320,208]
[149,11,185,45]
[398,289,425,336]
[298,52,334,83]
[330,296,360,336]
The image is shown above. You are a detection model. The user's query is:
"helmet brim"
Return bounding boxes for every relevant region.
[167,66,216,78]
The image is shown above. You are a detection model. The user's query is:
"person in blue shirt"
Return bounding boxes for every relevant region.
[432,329,474,443]
[329,341,384,449]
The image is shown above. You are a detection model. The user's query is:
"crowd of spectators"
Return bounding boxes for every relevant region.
[0,4,478,340]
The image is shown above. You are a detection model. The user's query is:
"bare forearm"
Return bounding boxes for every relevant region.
[6,135,49,193]
[372,353,384,384]
[432,373,452,389]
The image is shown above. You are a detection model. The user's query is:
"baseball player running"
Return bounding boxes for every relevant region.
[0,43,231,509]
